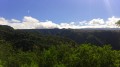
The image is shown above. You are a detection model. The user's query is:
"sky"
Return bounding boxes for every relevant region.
[0,0,120,29]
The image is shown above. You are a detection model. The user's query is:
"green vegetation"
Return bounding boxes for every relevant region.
[0,25,120,67]
[22,29,120,50]
[0,41,120,67]
[116,20,120,26]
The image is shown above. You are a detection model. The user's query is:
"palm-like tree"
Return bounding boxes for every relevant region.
[115,20,120,27]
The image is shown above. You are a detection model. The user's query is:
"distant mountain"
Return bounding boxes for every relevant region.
[0,25,14,31]
[1,25,120,50]
[0,25,76,51]
[17,29,120,50]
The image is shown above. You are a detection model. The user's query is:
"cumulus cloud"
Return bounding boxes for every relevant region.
[89,18,105,25]
[11,19,21,23]
[0,16,120,29]
[0,17,8,25]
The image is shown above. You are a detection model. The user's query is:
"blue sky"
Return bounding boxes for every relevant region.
[0,0,120,29]
[0,0,120,23]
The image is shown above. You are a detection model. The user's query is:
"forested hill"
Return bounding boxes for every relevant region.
[1,25,120,67]
[18,29,120,50]
[0,25,76,51]
[0,25,120,50]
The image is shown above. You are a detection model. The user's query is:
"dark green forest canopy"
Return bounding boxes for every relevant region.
[1,25,120,50]
[0,25,76,51]
[17,28,120,50]
[0,25,120,67]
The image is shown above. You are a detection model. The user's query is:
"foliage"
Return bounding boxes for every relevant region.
[0,41,120,67]
[20,29,120,50]
[116,20,120,26]
[0,25,120,67]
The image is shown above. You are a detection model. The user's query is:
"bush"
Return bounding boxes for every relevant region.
[0,43,120,67]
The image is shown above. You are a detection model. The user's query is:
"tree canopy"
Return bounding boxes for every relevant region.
[0,25,120,67]
[116,20,120,26]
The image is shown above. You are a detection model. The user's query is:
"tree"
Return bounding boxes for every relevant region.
[115,20,120,27]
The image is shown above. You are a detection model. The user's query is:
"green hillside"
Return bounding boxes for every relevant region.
[18,29,120,50]
[0,25,120,67]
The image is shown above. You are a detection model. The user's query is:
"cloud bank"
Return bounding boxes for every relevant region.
[0,16,120,29]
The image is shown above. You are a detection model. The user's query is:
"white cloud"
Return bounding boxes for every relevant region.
[89,18,105,25]
[106,16,120,27]
[0,16,120,29]
[0,17,8,25]
[23,16,39,23]
[36,21,58,29]
[11,19,21,23]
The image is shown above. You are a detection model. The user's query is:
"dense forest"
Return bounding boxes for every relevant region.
[18,28,120,50]
[0,25,120,67]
